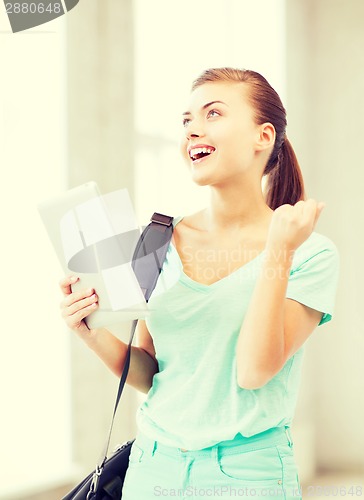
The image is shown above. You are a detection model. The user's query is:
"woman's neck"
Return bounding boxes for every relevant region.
[204,181,273,232]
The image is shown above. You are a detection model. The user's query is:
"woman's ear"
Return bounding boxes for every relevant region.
[255,122,275,151]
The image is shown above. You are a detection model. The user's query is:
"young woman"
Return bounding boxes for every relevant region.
[59,68,340,499]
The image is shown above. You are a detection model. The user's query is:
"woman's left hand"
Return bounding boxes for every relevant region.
[266,199,326,253]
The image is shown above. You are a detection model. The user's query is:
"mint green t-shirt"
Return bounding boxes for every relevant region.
[136,216,340,450]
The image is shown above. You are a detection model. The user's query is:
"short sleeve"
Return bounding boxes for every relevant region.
[286,233,340,326]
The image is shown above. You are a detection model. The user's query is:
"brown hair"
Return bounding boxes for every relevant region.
[191,68,306,210]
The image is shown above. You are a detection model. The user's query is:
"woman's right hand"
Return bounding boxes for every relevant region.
[59,275,99,339]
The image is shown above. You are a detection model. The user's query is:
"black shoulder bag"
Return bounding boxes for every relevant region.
[63,212,174,500]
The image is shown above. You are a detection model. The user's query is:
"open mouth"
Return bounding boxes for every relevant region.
[189,146,216,162]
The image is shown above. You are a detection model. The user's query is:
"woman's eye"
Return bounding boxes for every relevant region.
[182,118,191,127]
[207,109,220,118]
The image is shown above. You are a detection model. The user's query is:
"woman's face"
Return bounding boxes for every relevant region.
[180,82,264,187]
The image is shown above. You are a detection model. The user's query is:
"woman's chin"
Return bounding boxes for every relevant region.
[189,165,211,185]
[190,174,212,187]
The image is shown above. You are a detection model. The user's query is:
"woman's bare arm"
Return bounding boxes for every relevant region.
[85,321,158,394]
[237,201,325,389]
[59,276,158,394]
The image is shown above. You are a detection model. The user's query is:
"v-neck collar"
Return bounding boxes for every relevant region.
[170,216,266,291]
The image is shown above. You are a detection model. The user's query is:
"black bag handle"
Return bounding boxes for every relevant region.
[89,213,174,496]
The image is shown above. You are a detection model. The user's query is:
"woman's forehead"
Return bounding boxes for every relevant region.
[184,81,250,114]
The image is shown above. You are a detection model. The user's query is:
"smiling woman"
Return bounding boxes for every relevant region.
[123,68,338,498]
[57,65,339,499]
[180,69,304,209]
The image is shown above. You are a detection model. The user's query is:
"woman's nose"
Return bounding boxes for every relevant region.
[186,122,204,139]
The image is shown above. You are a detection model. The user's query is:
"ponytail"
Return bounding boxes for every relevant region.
[263,136,306,211]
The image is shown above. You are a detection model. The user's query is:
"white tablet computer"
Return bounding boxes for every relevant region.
[37,181,150,329]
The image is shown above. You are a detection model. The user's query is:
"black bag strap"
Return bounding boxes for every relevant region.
[91,212,174,489]
[132,212,174,301]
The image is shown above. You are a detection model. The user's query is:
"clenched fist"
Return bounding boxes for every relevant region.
[266,199,326,253]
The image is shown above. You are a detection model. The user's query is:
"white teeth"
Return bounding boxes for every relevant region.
[189,146,215,159]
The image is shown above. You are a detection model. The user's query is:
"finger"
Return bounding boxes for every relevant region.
[65,300,99,327]
[275,202,295,211]
[62,293,98,317]
[59,275,79,296]
[303,200,324,229]
[301,199,317,220]
[294,200,305,206]
[294,199,310,217]
[61,287,95,308]
[301,198,317,209]
[317,201,326,211]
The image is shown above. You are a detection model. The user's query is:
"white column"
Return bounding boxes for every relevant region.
[286,0,364,474]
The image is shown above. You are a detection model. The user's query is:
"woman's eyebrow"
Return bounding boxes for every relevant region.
[182,100,228,116]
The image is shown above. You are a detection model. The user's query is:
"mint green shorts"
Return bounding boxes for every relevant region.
[121,426,302,499]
